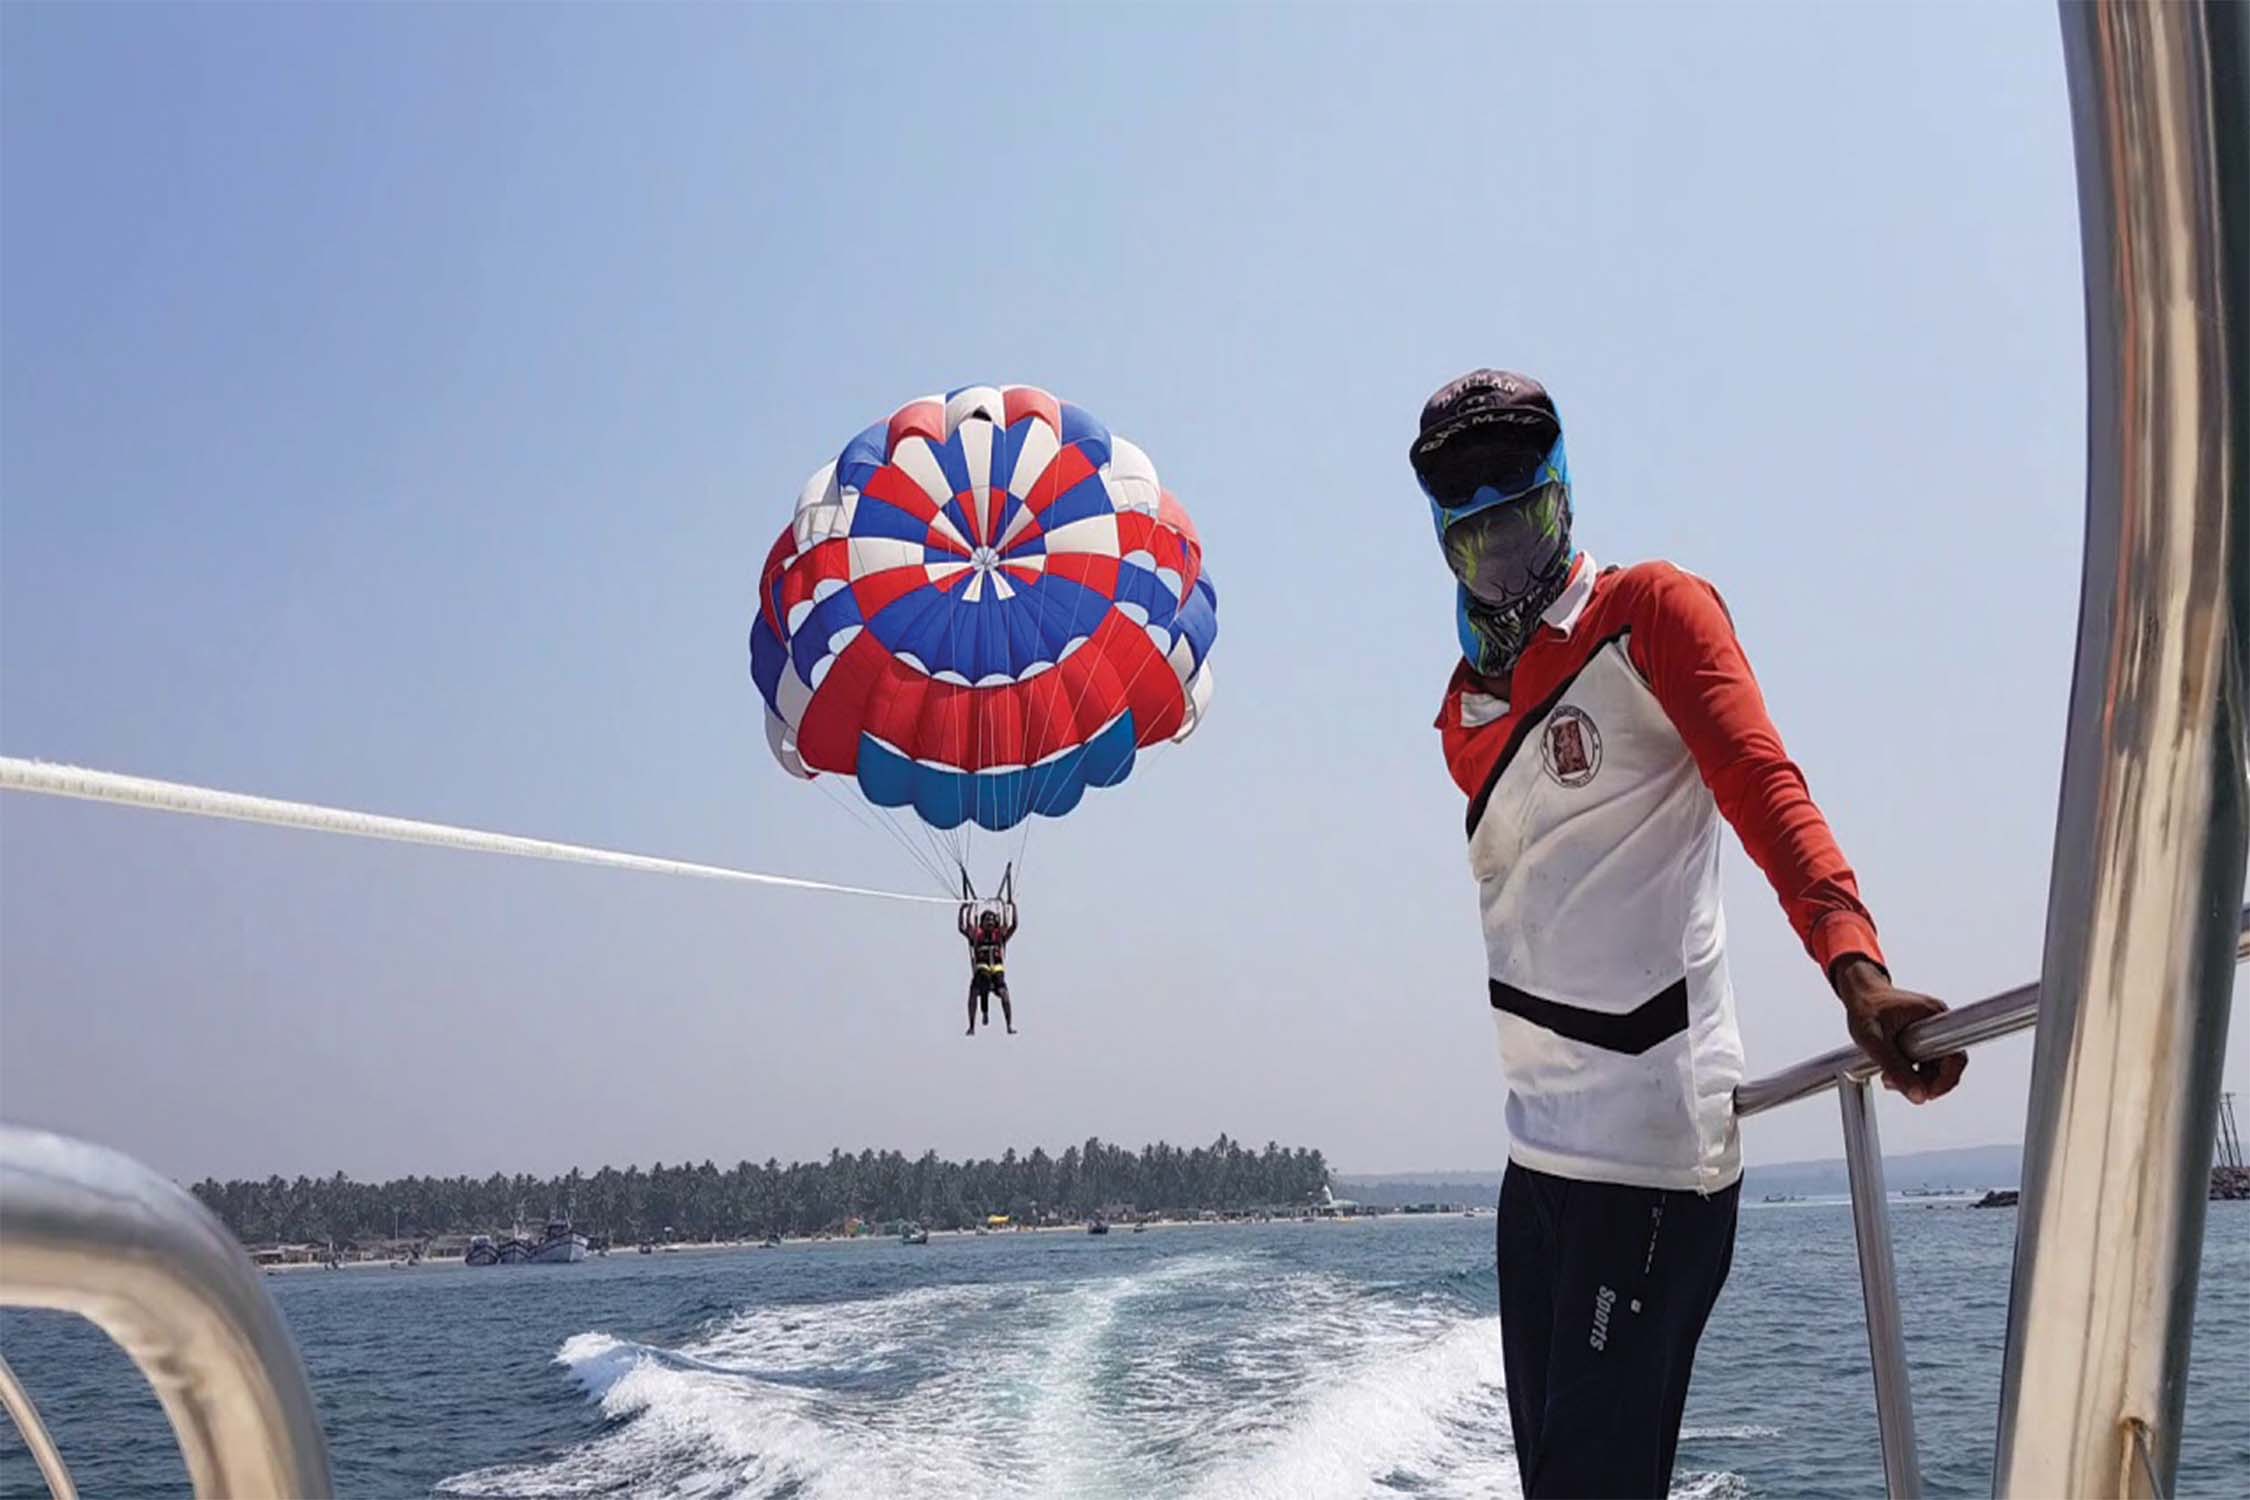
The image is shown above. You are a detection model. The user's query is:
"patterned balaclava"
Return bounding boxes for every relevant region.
[1410,370,1577,681]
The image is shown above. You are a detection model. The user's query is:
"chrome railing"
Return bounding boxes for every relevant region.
[1737,0,2250,1493]
[1733,909,2250,1499]
[0,1125,333,1498]
[2002,1,2249,1494]
[1736,0,2250,1488]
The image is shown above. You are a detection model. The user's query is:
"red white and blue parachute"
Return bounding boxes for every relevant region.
[749,387,1217,861]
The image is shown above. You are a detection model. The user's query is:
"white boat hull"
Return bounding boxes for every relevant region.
[528,1236,587,1264]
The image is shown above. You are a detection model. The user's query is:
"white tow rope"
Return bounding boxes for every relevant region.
[0,756,949,906]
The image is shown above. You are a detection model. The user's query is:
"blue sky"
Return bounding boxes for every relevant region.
[5,2,2234,1182]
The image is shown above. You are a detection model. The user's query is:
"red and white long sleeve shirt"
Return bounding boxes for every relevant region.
[1438,555,1883,1191]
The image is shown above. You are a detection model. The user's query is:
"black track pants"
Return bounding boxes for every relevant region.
[1495,1160,1740,1499]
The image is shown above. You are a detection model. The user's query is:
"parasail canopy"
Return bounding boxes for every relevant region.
[750,386,1217,875]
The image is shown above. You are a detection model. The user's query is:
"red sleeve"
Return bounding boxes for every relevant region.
[1436,660,1512,798]
[1625,565,1886,978]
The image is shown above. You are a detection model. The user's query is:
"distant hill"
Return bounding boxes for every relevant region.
[1332,1173,1504,1208]
[1338,1142,2024,1207]
[1746,1142,2023,1199]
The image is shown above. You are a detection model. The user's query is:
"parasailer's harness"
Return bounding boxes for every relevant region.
[957,864,1016,974]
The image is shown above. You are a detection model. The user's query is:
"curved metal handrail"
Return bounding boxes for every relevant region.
[1736,907,2250,1119]
[0,1125,332,1498]
[1727,907,2249,1499]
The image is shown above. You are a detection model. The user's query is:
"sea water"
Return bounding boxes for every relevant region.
[4,1202,2246,1497]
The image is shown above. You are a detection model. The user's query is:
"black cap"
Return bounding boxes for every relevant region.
[1410,369,1561,492]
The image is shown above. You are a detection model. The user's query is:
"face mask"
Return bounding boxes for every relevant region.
[1444,482,1574,676]
[1421,436,1576,679]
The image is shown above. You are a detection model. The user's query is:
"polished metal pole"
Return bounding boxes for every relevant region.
[1840,1077,1921,1498]
[1998,4,2249,1495]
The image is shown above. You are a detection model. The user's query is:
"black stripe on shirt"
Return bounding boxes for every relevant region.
[1464,626,1635,839]
[1488,975,1690,1055]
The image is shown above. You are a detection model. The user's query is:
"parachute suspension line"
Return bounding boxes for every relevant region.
[896,761,959,883]
[976,552,1005,882]
[799,721,952,893]
[970,526,1000,884]
[1014,458,1098,882]
[1016,552,1102,875]
[0,757,953,906]
[860,781,957,898]
[826,761,951,893]
[1009,792,1035,885]
[802,755,899,857]
[809,770,952,895]
[1017,568,1106,886]
[942,537,986,885]
[1016,549,1195,890]
[958,594,979,885]
[1007,481,1066,882]
[1017,565,1128,888]
[900,803,958,893]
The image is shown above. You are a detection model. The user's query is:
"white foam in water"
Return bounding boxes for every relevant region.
[436,1251,1740,1500]
[1020,1277,1136,1494]
[1183,1318,1520,1500]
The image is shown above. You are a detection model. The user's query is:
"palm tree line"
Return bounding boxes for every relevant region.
[189,1134,1332,1245]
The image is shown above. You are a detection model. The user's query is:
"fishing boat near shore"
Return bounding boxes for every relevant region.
[527,1216,587,1265]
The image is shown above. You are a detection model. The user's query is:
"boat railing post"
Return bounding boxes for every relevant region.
[1839,1072,1923,1499]
[1997,3,2249,1493]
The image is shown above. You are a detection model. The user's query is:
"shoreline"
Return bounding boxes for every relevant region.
[251,1199,2250,1274]
[254,1211,1436,1272]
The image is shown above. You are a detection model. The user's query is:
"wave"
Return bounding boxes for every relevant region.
[435,1248,1737,1500]
[1181,1317,1517,1500]
[436,1255,1246,1499]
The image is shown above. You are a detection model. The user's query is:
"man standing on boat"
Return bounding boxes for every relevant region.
[1414,370,1967,1498]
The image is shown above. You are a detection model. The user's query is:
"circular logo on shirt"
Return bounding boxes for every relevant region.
[1541,705,1603,788]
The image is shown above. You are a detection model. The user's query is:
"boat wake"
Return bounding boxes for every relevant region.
[436,1250,1745,1499]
